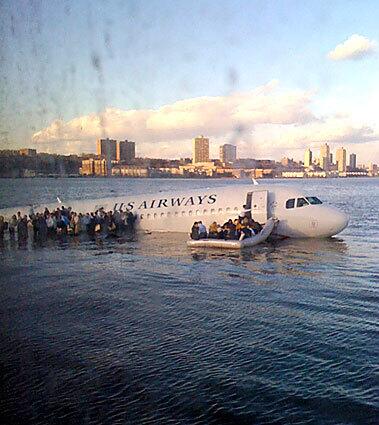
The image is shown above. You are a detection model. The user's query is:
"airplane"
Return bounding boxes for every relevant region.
[0,183,349,238]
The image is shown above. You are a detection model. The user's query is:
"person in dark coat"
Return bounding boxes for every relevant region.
[222,219,237,239]
[113,210,122,235]
[17,216,29,246]
[30,213,38,241]
[87,213,96,236]
[0,216,7,242]
[250,219,262,234]
[37,214,48,242]
[239,226,252,240]
[9,215,17,239]
[126,211,136,233]
[190,222,200,240]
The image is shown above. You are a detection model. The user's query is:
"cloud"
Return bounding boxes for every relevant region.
[248,117,378,159]
[31,80,379,162]
[327,34,376,61]
[32,81,315,155]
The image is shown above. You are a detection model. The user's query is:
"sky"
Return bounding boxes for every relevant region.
[1,0,379,163]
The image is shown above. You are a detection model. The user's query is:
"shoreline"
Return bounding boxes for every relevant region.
[0,175,378,180]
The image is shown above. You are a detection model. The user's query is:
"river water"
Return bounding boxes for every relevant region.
[0,177,378,424]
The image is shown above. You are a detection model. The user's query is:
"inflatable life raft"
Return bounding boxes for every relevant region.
[187,217,277,249]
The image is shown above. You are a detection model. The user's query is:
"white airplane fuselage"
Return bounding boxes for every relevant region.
[0,183,349,238]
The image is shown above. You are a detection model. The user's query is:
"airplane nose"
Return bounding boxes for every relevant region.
[330,210,349,236]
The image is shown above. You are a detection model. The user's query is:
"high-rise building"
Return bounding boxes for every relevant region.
[117,140,135,163]
[193,135,209,164]
[219,144,237,163]
[349,153,357,170]
[320,156,328,171]
[320,143,330,171]
[96,138,117,160]
[94,159,107,176]
[368,163,378,176]
[336,147,347,172]
[304,148,312,167]
[81,159,95,175]
[81,158,107,176]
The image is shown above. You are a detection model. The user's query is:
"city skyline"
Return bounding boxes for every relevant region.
[1,1,379,163]
[5,139,372,170]
[302,144,364,170]
[1,138,377,179]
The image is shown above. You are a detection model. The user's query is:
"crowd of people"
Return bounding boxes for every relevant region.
[0,204,264,246]
[190,214,262,241]
[0,206,137,246]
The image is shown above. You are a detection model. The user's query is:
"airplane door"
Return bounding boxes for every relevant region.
[251,190,268,223]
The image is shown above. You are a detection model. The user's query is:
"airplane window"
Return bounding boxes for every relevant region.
[140,214,144,219]
[167,212,171,217]
[160,212,165,217]
[174,212,178,217]
[218,208,223,213]
[226,207,230,212]
[147,213,150,219]
[211,209,215,214]
[181,211,186,216]
[196,210,201,215]
[286,199,295,209]
[154,213,157,219]
[234,207,238,211]
[189,210,193,216]
[297,198,309,208]
[306,196,323,205]
[203,209,207,214]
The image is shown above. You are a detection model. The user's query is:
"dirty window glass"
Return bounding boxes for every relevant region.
[286,199,295,209]
[306,197,323,205]
[297,198,309,208]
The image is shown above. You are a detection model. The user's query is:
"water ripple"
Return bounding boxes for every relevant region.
[1,178,379,424]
